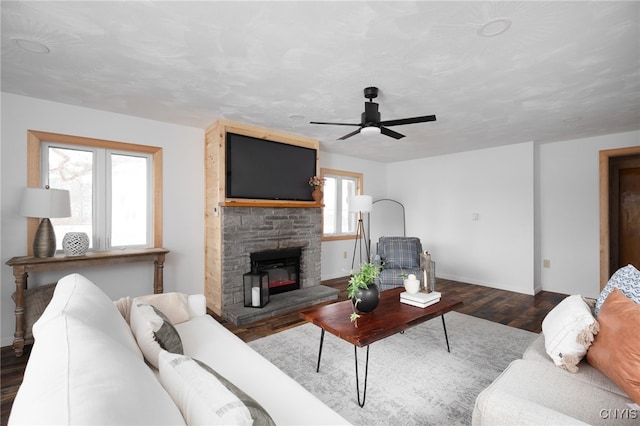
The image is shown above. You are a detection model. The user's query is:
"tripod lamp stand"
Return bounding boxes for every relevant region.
[348,195,372,270]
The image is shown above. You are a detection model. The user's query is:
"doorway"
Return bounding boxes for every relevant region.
[600,146,640,289]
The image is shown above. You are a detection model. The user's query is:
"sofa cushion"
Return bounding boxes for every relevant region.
[587,288,640,404]
[541,295,599,372]
[524,333,629,398]
[158,350,275,426]
[595,264,640,316]
[9,315,185,425]
[472,359,637,425]
[32,273,142,359]
[174,315,350,425]
[130,302,184,368]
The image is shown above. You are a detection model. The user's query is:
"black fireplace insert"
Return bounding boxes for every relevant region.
[250,247,302,295]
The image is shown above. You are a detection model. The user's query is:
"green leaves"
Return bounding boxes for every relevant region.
[347,262,381,299]
[347,263,381,323]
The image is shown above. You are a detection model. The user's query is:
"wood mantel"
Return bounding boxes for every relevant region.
[6,248,169,356]
[220,200,323,208]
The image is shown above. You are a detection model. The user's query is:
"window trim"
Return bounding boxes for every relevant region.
[320,168,363,242]
[26,130,163,255]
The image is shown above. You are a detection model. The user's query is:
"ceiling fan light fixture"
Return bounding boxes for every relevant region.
[361,126,381,137]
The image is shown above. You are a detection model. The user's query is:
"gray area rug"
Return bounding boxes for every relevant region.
[248,311,538,425]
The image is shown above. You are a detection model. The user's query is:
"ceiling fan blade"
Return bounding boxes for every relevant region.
[338,128,362,140]
[380,115,436,127]
[380,127,405,139]
[310,121,361,126]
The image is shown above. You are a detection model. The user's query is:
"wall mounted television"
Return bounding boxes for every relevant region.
[225,132,317,201]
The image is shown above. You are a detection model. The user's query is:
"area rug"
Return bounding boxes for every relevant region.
[248,311,538,426]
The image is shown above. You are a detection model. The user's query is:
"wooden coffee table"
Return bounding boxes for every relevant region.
[300,287,463,407]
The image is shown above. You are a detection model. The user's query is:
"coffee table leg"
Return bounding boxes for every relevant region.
[354,345,370,407]
[316,329,325,372]
[441,315,451,353]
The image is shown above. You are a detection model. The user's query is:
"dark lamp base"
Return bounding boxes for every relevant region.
[33,218,56,258]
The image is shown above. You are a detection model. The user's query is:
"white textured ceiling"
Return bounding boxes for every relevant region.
[2,1,639,162]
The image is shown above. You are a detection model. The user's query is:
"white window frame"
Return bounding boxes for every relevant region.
[320,168,363,241]
[26,130,163,255]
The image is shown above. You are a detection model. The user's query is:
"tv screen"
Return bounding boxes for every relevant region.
[226,132,317,201]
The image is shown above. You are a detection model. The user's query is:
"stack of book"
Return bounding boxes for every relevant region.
[400,290,441,308]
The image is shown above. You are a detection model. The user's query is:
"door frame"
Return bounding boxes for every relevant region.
[599,145,640,289]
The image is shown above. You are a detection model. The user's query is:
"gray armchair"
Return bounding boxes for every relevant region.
[376,236,423,291]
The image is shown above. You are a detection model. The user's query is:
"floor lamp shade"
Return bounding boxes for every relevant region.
[348,195,373,213]
[19,187,71,258]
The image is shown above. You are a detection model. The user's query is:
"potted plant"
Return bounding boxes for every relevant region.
[347,262,381,322]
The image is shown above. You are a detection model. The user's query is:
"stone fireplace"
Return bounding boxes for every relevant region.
[220,206,338,325]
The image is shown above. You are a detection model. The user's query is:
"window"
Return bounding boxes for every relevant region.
[27,131,163,253]
[320,168,363,240]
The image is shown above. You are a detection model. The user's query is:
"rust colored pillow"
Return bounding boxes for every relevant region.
[587,288,640,404]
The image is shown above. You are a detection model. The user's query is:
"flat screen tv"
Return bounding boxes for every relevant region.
[225,132,317,201]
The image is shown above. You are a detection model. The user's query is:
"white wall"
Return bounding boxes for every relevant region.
[538,131,639,298]
[319,152,387,280]
[2,93,637,346]
[1,93,205,347]
[387,142,536,294]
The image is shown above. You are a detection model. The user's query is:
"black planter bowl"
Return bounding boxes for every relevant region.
[351,283,380,313]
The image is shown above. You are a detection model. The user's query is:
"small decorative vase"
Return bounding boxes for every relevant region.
[352,283,380,313]
[403,276,420,295]
[62,232,89,256]
[311,187,323,203]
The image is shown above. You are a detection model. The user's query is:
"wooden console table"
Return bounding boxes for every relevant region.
[6,248,169,357]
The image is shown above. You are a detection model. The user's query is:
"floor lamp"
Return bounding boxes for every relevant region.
[349,195,372,270]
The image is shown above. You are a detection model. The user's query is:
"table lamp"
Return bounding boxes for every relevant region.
[19,186,71,258]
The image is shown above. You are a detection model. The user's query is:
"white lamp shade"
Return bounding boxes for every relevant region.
[19,187,71,219]
[361,126,381,136]
[348,195,373,213]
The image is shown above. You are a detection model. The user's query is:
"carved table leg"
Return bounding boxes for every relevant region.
[154,254,165,294]
[12,268,27,357]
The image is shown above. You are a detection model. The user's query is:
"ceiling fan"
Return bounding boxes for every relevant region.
[310,87,436,140]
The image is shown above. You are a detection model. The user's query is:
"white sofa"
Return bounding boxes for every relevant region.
[473,267,640,425]
[9,273,350,425]
[472,333,637,425]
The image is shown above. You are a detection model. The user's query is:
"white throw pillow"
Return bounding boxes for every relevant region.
[134,292,191,324]
[542,295,599,372]
[158,350,275,426]
[130,302,184,368]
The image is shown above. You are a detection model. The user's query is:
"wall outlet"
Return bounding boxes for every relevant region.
[543,259,551,268]
[343,251,347,259]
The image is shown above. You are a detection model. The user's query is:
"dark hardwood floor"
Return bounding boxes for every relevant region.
[0,278,566,425]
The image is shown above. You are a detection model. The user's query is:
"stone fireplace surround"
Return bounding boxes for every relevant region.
[220,206,338,325]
